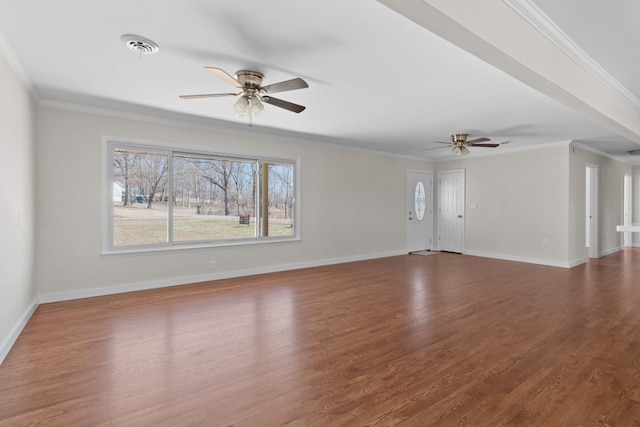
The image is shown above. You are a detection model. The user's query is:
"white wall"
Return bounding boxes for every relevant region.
[433,143,631,266]
[431,143,632,266]
[0,51,37,362]
[437,145,571,266]
[568,144,631,261]
[35,106,432,299]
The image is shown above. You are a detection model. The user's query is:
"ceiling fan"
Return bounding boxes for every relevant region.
[425,133,506,156]
[180,67,308,125]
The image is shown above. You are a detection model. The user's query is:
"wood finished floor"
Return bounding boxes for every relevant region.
[1,250,640,426]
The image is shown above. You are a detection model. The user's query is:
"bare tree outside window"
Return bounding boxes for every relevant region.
[113,151,138,207]
[112,149,168,246]
[269,164,294,222]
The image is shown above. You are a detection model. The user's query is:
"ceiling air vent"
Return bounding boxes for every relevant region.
[121,34,159,55]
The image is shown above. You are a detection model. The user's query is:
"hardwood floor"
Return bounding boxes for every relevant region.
[1,250,640,426]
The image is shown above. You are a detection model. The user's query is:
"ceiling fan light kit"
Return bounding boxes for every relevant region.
[234,96,264,117]
[180,67,308,125]
[251,97,265,114]
[451,144,470,156]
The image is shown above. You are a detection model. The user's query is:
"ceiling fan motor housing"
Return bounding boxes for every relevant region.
[236,70,264,92]
[451,133,469,144]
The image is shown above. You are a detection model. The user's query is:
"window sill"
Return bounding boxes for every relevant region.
[101,235,300,256]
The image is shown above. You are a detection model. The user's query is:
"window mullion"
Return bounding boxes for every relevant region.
[255,160,261,239]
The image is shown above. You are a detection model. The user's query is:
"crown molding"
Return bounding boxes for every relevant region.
[504,0,640,112]
[38,98,429,162]
[571,141,640,166]
[0,28,38,101]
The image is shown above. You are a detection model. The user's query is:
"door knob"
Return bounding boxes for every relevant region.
[458,215,463,218]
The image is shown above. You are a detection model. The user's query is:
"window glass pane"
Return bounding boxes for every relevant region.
[415,181,425,221]
[172,154,257,242]
[113,149,168,246]
[108,141,296,251]
[266,163,295,237]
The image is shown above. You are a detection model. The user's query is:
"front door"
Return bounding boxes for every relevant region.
[439,169,464,253]
[407,170,433,252]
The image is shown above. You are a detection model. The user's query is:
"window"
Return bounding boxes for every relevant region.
[104,139,297,252]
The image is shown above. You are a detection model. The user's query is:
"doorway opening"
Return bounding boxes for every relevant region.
[585,164,599,259]
[624,173,632,247]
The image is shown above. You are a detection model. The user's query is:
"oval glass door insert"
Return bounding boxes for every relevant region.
[415,181,425,221]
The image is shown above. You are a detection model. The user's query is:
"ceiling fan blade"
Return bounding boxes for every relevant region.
[262,96,306,113]
[179,93,238,99]
[466,137,491,144]
[422,146,448,151]
[433,141,453,145]
[205,67,242,88]
[261,77,309,94]
[468,143,500,147]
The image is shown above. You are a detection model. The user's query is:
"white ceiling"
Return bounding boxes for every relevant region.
[1,0,639,162]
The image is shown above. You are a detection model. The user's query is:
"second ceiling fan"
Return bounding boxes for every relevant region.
[180,67,308,125]
[426,133,506,156]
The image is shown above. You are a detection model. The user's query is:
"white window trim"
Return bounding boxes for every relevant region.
[101,136,300,255]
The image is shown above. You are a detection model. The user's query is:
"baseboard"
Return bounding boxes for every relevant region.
[463,250,572,268]
[39,250,407,303]
[464,246,627,268]
[0,298,39,365]
[568,257,587,268]
[599,246,624,258]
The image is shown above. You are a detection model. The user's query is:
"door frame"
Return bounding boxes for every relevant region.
[406,169,434,252]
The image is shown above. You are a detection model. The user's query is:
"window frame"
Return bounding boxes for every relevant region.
[102,136,300,254]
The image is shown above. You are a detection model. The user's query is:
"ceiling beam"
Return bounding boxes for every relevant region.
[377,0,640,145]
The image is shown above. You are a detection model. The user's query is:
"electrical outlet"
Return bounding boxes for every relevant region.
[210,260,216,269]
[542,238,548,246]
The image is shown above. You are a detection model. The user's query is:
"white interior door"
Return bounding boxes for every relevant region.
[439,169,464,253]
[407,170,433,252]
